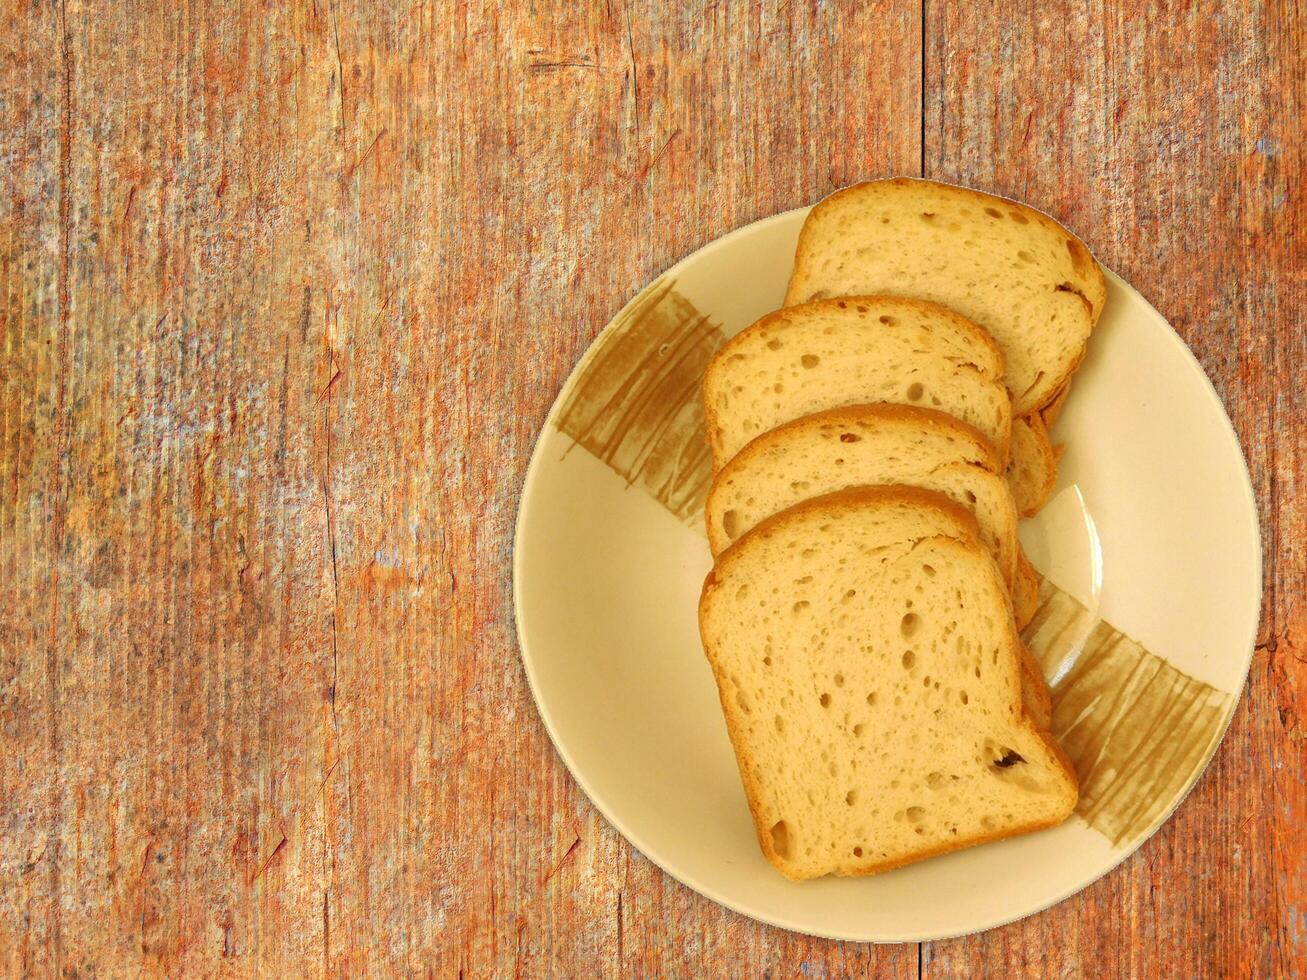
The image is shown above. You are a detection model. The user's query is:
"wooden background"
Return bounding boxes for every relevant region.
[1,0,1301,975]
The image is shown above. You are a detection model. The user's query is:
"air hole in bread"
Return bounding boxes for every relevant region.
[901,650,916,670]
[819,693,831,708]
[880,216,890,224]
[927,771,945,789]
[922,564,936,577]
[771,821,791,858]
[901,612,921,638]
[736,689,751,713]
[853,723,865,736]
[837,300,847,309]
[855,305,868,314]
[842,589,857,602]
[964,490,977,504]
[773,383,784,393]
[766,339,782,351]
[735,585,748,601]
[921,212,937,221]
[793,600,810,613]
[846,790,858,806]
[839,431,861,443]
[763,656,772,667]
[834,673,845,687]
[906,806,926,823]
[1009,211,1030,224]
[960,690,969,705]
[1018,249,1034,263]
[906,382,925,401]
[865,692,877,707]
[984,207,1003,219]
[922,675,931,688]
[834,457,845,465]
[852,846,863,857]
[800,354,820,368]
[879,315,894,325]
[722,510,740,539]
[774,715,784,732]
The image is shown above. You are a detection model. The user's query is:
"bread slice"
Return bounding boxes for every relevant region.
[1013,547,1041,629]
[784,178,1107,415]
[1039,379,1072,429]
[1007,414,1058,517]
[705,404,1018,591]
[698,486,1078,879]
[703,297,1011,468]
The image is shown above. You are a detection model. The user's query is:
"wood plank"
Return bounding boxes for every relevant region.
[922,0,1304,974]
[0,0,923,973]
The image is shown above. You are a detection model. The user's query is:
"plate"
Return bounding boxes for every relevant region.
[512,206,1261,941]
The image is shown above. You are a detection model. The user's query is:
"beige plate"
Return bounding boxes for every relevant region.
[512,207,1261,941]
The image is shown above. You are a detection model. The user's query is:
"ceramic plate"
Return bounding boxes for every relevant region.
[512,206,1260,941]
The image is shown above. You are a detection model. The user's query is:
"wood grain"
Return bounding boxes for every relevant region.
[0,0,922,975]
[0,0,1299,974]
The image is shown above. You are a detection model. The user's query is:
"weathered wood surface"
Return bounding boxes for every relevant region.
[0,0,1298,975]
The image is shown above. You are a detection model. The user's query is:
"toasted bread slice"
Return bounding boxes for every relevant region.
[784,178,1106,415]
[699,486,1079,879]
[705,404,1018,591]
[703,297,1011,468]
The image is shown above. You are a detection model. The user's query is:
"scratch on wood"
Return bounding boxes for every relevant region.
[625,8,640,131]
[345,127,388,179]
[542,831,582,886]
[635,128,681,182]
[251,833,288,884]
[529,61,598,73]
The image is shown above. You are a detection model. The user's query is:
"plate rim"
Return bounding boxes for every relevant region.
[511,207,1263,942]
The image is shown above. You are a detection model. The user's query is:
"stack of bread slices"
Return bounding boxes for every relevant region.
[698,178,1106,879]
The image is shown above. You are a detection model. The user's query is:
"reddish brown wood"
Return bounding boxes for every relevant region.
[923,1,1304,976]
[1,0,1300,973]
[0,0,924,974]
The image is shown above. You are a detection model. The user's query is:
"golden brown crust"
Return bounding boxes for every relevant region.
[703,295,1011,470]
[1013,546,1041,628]
[1040,378,1072,428]
[1008,413,1058,518]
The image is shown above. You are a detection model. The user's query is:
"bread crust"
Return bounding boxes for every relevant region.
[703,295,1011,469]
[698,487,1079,880]
[1040,379,1072,429]
[1007,413,1058,518]
[784,177,1107,414]
[705,402,1005,546]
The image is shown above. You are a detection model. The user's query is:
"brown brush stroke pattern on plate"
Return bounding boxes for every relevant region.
[1021,577,1231,846]
[555,280,721,523]
[555,281,1234,851]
